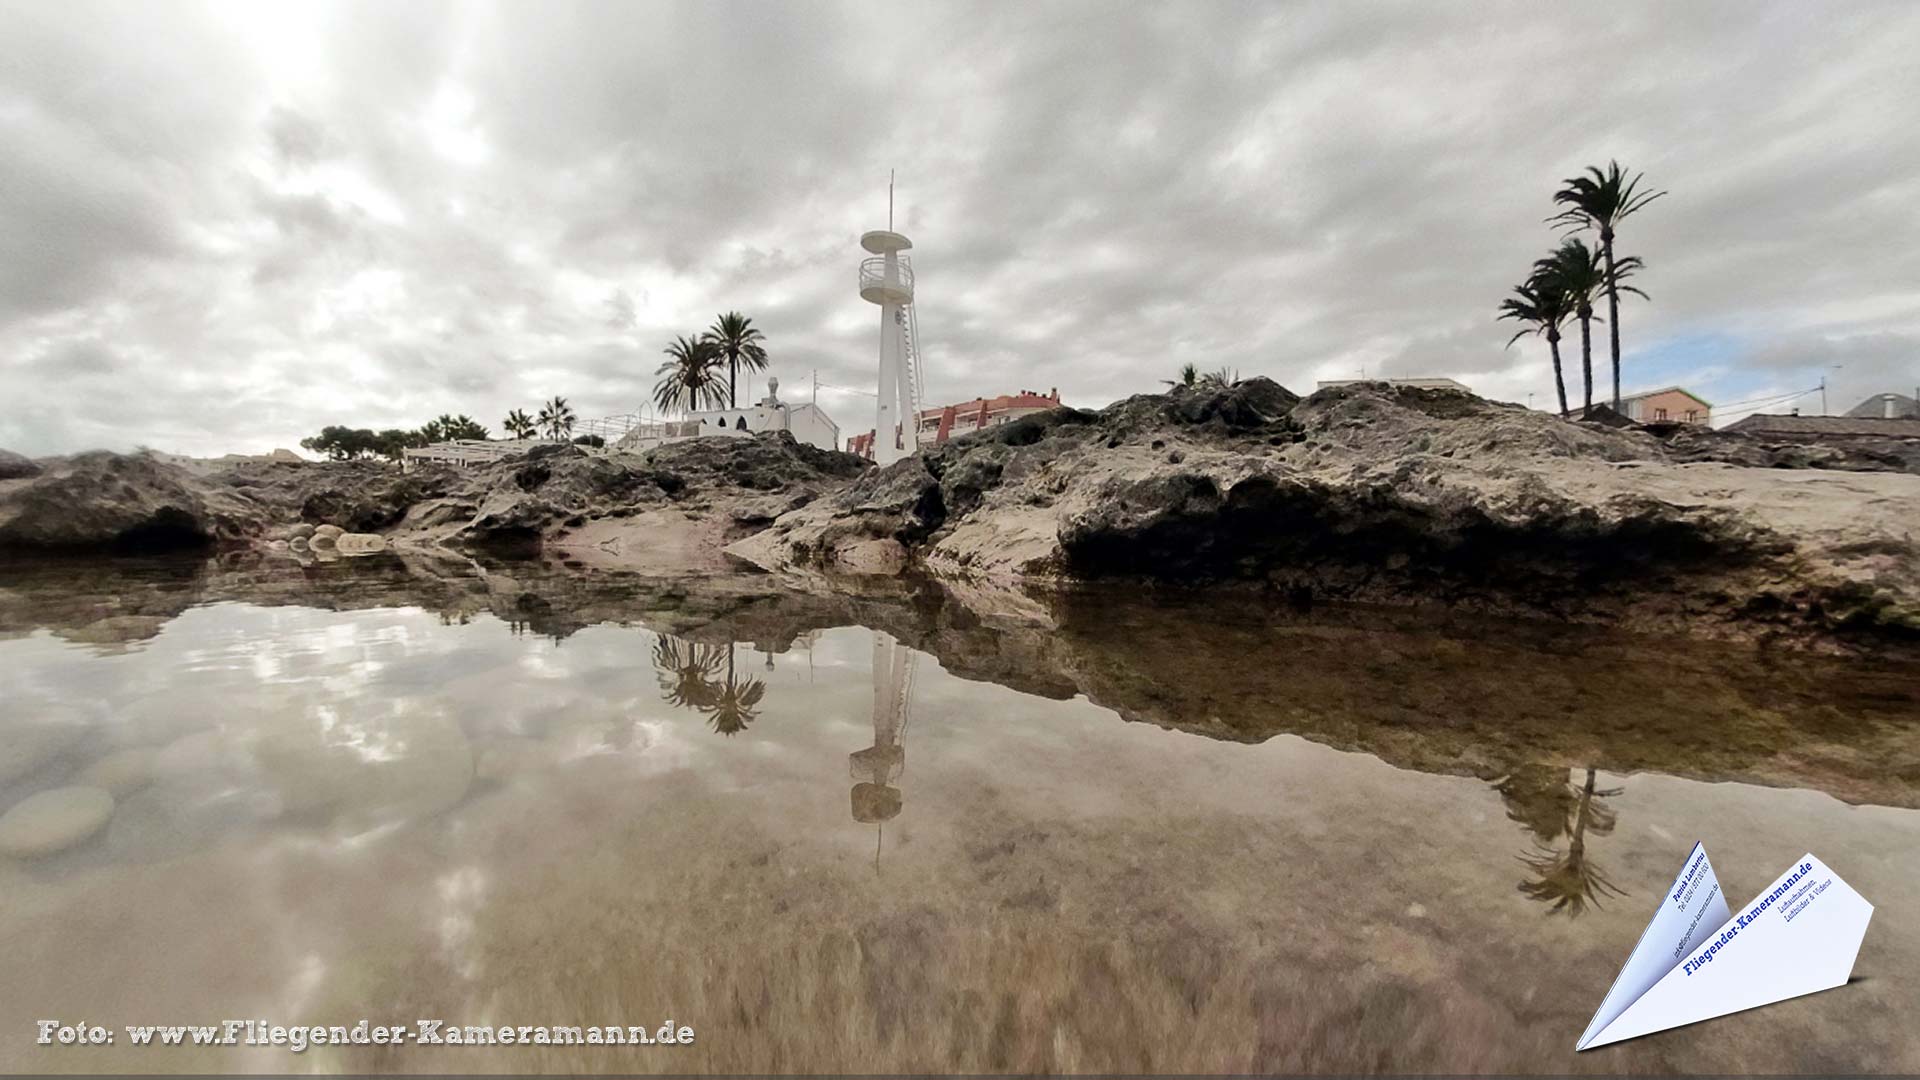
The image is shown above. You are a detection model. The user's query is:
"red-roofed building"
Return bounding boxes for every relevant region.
[848,388,1062,459]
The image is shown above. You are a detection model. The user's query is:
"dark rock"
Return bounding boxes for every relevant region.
[0,448,42,480]
[732,379,1920,649]
[0,452,211,552]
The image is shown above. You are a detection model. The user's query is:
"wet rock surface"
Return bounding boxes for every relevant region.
[730,380,1920,647]
[0,434,866,561]
[5,383,1918,647]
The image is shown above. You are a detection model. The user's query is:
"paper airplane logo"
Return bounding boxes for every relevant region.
[1577,843,1873,1050]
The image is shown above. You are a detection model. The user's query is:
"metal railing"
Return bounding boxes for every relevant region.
[859,256,913,298]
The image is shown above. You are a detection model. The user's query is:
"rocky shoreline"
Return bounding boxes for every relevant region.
[3,380,1917,650]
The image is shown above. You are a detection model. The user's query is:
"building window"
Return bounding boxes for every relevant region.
[1685,409,1698,422]
[1655,407,1669,420]
[735,416,748,431]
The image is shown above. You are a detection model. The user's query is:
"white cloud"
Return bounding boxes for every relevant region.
[1,0,1917,455]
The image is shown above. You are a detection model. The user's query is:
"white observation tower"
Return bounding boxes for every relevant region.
[858,188,924,466]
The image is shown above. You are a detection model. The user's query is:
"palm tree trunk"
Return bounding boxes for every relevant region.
[1579,314,1594,417]
[1570,767,1598,856]
[1602,230,1622,411]
[1549,336,1569,418]
[728,358,738,408]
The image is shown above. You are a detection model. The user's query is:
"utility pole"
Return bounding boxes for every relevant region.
[1820,375,1827,416]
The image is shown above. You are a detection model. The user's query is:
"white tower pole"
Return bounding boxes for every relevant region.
[876,279,902,465]
[859,216,916,467]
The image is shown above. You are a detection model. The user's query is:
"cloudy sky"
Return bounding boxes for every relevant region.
[3,0,1917,456]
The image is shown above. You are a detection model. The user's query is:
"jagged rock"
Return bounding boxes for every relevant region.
[0,448,41,480]
[731,380,1920,645]
[0,452,211,551]
[0,787,114,857]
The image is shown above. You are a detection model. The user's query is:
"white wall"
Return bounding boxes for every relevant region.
[683,401,841,452]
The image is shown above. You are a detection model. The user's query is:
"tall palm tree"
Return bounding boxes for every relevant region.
[1535,238,1607,417]
[700,644,766,737]
[502,408,536,440]
[653,334,727,416]
[536,396,575,440]
[705,311,769,408]
[1499,273,1574,417]
[1551,161,1666,411]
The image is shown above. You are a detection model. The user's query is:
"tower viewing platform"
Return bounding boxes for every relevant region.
[858,257,913,304]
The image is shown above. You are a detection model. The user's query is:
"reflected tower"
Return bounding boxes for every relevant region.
[851,630,916,864]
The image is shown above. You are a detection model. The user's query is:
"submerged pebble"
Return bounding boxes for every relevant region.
[0,787,115,857]
[335,532,387,554]
[78,747,158,796]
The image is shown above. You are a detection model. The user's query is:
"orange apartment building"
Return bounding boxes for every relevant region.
[848,388,1061,458]
[1614,386,1712,425]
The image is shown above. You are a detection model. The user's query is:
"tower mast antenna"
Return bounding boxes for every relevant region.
[888,169,894,231]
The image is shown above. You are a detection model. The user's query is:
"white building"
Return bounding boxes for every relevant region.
[634,377,841,452]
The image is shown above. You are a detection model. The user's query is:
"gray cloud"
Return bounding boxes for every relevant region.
[1,0,1917,456]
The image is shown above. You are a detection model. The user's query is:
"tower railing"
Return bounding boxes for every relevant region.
[858,257,913,298]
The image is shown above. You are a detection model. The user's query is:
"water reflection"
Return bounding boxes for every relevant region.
[851,631,916,866]
[3,566,1920,1074]
[651,636,769,736]
[1495,765,1625,916]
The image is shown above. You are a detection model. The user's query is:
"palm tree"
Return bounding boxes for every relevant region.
[1513,767,1625,917]
[1492,763,1581,842]
[700,644,766,737]
[1198,366,1236,390]
[418,418,447,444]
[652,635,723,711]
[653,334,727,416]
[1162,363,1200,390]
[502,408,536,440]
[705,311,769,408]
[440,414,488,440]
[1551,162,1665,411]
[1535,238,1607,417]
[536,396,575,440]
[1499,273,1574,417]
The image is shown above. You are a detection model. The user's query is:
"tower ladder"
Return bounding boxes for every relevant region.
[899,304,925,419]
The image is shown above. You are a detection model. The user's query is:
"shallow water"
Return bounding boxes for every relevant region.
[2,555,1918,1074]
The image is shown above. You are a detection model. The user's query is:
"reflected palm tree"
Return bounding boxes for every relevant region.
[652,635,724,711]
[701,645,766,737]
[1495,765,1625,917]
[1493,763,1581,842]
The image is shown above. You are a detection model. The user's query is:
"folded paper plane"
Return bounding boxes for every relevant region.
[1576,844,1873,1050]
